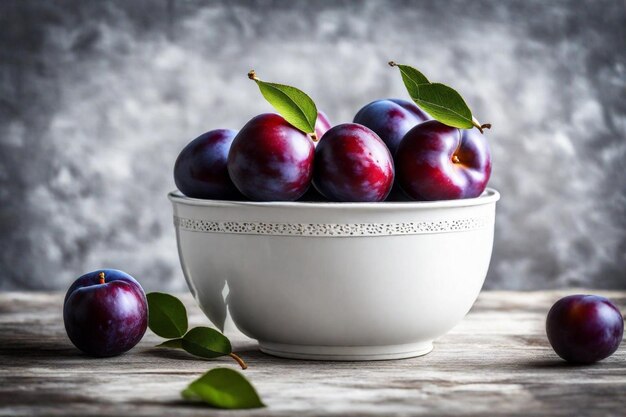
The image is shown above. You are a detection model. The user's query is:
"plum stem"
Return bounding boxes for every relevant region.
[229,352,248,370]
[248,70,259,81]
[452,155,461,164]
[98,272,105,285]
[388,61,397,67]
[472,117,492,134]
[308,132,319,142]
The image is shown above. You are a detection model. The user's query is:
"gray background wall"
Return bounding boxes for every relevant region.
[0,0,624,291]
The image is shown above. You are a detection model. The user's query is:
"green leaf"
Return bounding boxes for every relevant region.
[390,62,490,132]
[146,292,188,339]
[389,62,430,97]
[182,368,265,409]
[155,338,183,349]
[181,327,231,359]
[411,83,474,129]
[249,70,318,135]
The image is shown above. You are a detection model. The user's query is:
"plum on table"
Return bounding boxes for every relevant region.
[546,294,624,364]
[64,269,148,357]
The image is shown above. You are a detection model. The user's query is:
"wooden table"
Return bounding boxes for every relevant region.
[0,290,624,416]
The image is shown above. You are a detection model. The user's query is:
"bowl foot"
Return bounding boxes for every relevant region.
[258,341,434,361]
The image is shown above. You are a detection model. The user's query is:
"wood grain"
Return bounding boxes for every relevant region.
[0,291,624,416]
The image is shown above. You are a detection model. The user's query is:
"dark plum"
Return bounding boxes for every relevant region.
[63,269,148,357]
[395,120,491,201]
[174,129,242,199]
[228,113,315,201]
[546,294,623,364]
[353,98,429,155]
[313,123,394,202]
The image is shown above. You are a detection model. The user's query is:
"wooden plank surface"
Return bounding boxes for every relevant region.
[0,290,624,417]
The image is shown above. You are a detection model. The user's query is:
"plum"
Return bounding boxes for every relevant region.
[546,294,623,364]
[174,129,242,199]
[313,123,394,202]
[63,269,148,357]
[353,98,429,155]
[227,113,315,201]
[395,120,491,201]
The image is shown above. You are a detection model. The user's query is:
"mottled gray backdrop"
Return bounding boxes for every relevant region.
[0,0,624,291]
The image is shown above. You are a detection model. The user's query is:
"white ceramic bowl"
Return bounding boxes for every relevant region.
[169,188,500,360]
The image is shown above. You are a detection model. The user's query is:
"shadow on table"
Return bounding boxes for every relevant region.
[518,358,599,369]
[145,346,268,363]
[0,342,80,360]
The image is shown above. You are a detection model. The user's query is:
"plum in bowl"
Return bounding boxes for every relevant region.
[169,188,500,360]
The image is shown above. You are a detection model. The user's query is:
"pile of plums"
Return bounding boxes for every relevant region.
[174,99,492,202]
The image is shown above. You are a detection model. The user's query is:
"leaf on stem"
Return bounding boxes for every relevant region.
[248,70,318,136]
[181,326,232,358]
[389,62,490,132]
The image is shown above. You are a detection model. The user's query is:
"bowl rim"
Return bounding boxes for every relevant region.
[168,188,500,210]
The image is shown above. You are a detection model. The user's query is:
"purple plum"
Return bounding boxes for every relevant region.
[227,113,315,201]
[395,120,491,201]
[313,123,394,202]
[546,294,623,364]
[353,98,429,155]
[174,129,242,200]
[64,269,148,357]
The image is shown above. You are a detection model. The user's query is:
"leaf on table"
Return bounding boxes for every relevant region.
[182,368,265,409]
[181,326,232,359]
[155,338,183,349]
[146,292,188,339]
